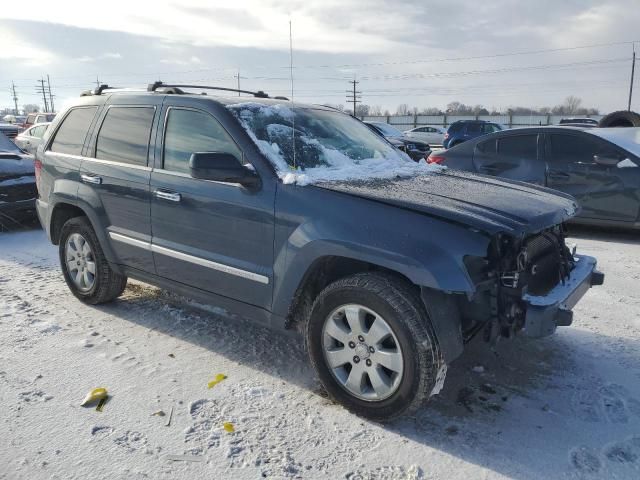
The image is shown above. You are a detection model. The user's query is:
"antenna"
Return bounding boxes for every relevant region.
[289,19,296,169]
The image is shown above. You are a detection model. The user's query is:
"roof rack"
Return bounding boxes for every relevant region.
[80,82,289,101]
[147,81,273,98]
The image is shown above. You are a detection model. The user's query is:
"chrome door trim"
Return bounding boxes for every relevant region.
[107,232,269,284]
[151,244,269,285]
[108,232,152,251]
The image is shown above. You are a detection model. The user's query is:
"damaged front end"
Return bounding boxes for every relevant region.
[461,224,604,344]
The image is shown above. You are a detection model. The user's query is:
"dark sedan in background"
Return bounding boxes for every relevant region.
[429,127,640,229]
[364,121,431,161]
[0,132,37,230]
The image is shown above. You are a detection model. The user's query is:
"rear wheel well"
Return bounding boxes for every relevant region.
[286,256,417,332]
[50,204,86,245]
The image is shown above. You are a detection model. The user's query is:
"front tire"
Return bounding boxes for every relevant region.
[306,273,441,421]
[59,216,127,304]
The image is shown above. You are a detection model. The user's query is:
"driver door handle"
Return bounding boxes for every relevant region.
[154,189,181,202]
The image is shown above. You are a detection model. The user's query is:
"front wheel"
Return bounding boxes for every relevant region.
[306,273,442,421]
[59,216,127,304]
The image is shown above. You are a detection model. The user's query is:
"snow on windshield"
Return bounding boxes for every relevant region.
[226,102,442,185]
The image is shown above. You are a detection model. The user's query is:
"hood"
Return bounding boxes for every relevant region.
[315,170,578,236]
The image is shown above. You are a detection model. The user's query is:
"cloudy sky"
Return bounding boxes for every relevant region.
[1,0,639,114]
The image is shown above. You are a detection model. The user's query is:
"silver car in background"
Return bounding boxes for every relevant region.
[14,122,50,155]
[404,125,447,145]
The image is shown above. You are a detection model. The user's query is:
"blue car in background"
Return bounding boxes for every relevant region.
[443,120,503,149]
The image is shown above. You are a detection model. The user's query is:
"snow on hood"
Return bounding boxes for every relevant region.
[227,102,443,186]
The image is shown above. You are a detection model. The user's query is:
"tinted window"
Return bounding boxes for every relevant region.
[498,135,537,159]
[549,134,619,164]
[163,109,242,174]
[483,123,501,134]
[448,123,464,133]
[466,123,483,134]
[476,138,497,155]
[96,107,155,165]
[50,107,98,155]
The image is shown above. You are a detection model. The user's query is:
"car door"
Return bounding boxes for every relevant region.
[150,100,275,309]
[79,98,160,273]
[546,132,640,222]
[472,133,545,184]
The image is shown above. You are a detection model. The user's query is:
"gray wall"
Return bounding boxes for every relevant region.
[361,114,604,130]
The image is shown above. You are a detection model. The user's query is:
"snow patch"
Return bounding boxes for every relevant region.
[227,102,443,186]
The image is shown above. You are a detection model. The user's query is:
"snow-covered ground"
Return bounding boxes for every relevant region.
[1,227,639,480]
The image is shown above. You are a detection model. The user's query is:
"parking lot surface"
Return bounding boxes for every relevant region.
[1,227,639,480]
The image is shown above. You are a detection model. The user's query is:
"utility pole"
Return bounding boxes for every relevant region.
[628,45,636,111]
[47,74,55,112]
[235,71,240,96]
[11,82,19,115]
[36,78,49,112]
[346,79,361,117]
[96,76,101,88]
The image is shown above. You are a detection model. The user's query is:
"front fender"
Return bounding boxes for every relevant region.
[271,206,490,318]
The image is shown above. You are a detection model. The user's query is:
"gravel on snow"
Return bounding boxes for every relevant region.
[1,227,639,480]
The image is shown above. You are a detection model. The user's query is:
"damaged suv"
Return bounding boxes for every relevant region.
[36,83,603,420]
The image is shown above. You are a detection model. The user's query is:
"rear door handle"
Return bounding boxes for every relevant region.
[154,190,181,202]
[81,174,102,185]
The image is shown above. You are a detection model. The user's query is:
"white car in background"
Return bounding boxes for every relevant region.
[403,126,447,145]
[13,122,50,155]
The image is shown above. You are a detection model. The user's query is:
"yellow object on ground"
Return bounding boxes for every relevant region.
[223,422,235,433]
[207,374,227,389]
[80,387,108,406]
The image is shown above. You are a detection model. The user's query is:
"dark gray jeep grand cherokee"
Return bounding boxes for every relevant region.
[35,83,603,420]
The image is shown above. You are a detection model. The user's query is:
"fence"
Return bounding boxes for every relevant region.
[360,114,604,130]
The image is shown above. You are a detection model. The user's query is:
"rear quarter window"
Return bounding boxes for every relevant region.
[49,107,98,156]
[448,123,463,133]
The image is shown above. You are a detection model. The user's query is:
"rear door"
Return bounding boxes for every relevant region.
[546,132,640,222]
[80,97,161,273]
[472,133,545,184]
[149,99,275,309]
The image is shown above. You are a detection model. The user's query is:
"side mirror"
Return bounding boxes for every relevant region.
[593,155,620,167]
[189,152,259,187]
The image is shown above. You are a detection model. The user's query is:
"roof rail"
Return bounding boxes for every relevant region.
[80,84,150,97]
[147,81,271,98]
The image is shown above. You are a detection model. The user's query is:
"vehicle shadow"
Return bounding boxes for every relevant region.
[97,283,640,480]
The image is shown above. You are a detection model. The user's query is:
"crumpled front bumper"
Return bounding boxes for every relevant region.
[521,254,604,337]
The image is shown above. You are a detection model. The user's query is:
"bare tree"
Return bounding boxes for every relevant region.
[395,104,410,115]
[355,104,370,116]
[369,105,383,116]
[23,104,40,113]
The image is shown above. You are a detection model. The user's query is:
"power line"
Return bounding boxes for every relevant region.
[287,39,640,70]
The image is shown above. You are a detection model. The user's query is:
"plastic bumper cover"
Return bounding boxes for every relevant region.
[521,254,603,337]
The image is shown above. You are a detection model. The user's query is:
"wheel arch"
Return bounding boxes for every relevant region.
[48,200,119,267]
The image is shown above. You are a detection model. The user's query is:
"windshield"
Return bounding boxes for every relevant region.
[592,128,640,158]
[227,103,439,185]
[369,122,403,137]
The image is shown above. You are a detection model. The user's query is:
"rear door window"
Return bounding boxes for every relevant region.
[95,106,155,166]
[497,135,538,160]
[466,123,483,134]
[50,107,98,156]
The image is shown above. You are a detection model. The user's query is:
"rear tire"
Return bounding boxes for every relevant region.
[306,272,442,421]
[59,216,127,304]
[598,110,640,128]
